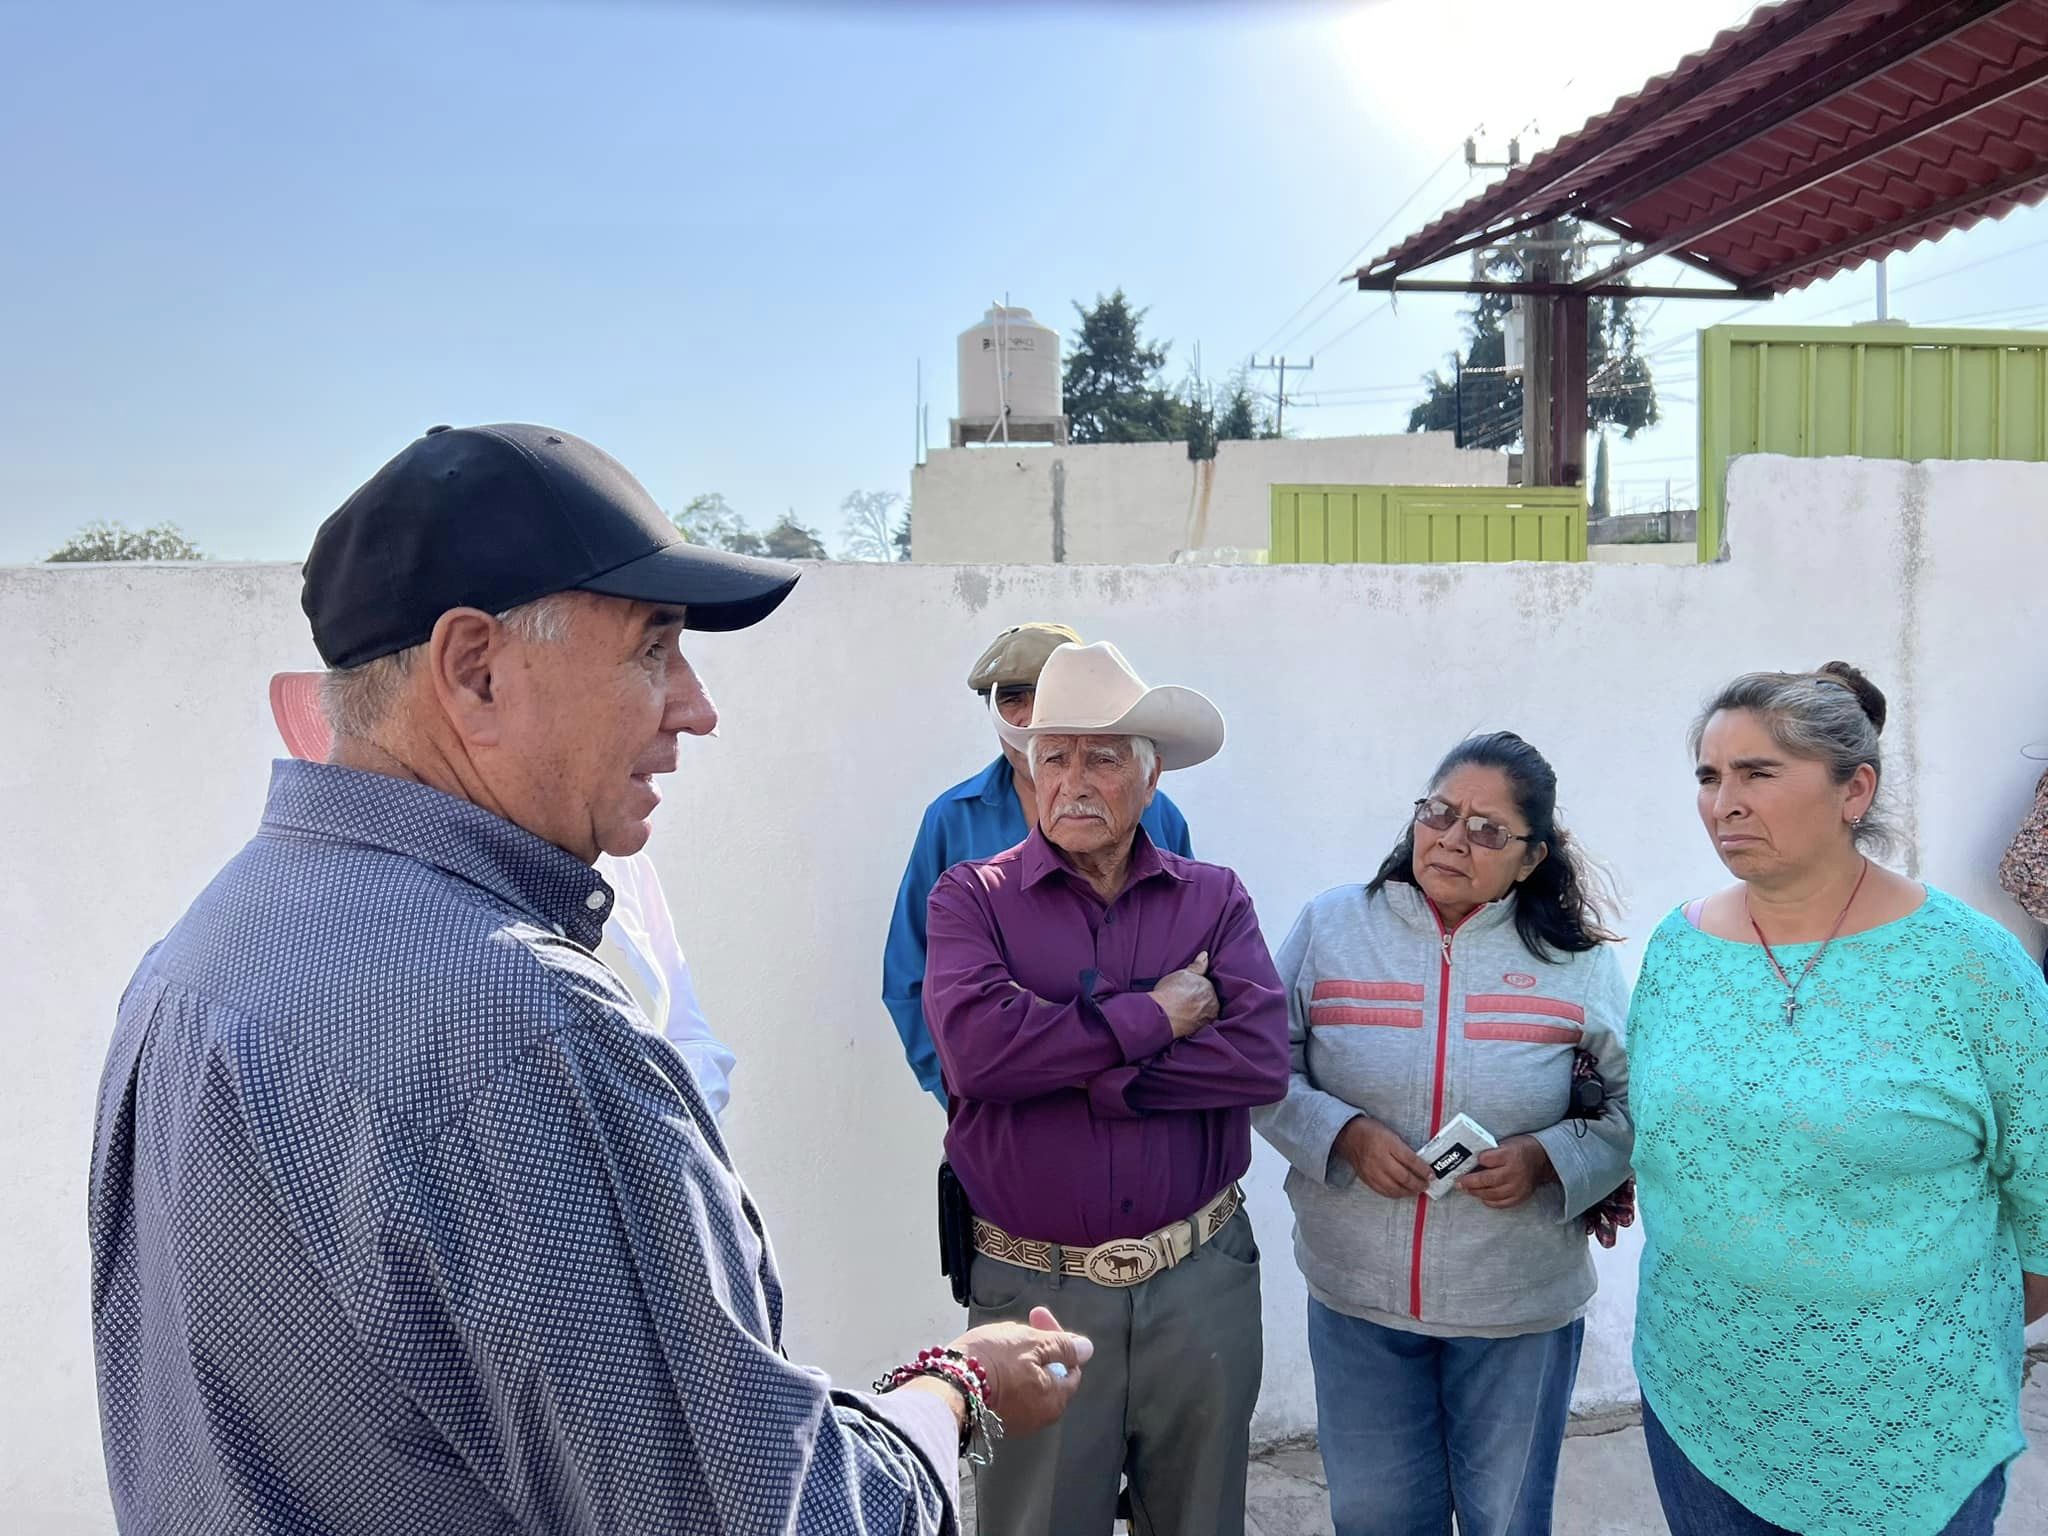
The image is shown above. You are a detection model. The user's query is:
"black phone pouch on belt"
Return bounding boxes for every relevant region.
[937,1160,976,1307]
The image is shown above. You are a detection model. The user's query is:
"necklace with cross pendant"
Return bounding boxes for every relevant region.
[1747,859,1870,1025]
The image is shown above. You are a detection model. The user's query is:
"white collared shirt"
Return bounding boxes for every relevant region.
[594,850,736,1119]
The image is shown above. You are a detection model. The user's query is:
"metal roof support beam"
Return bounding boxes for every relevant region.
[1354,214,1746,289]
[1578,48,2048,289]
[1370,209,1561,284]
[1355,277,1759,300]
[1577,0,2019,216]
[1549,295,1590,489]
[1746,158,2048,288]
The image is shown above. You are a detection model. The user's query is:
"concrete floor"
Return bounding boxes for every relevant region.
[960,1369,2048,1534]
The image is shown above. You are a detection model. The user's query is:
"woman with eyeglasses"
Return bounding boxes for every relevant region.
[1629,663,2048,1536]
[1254,732,1633,1536]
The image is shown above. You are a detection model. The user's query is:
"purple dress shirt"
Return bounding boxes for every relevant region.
[924,825,1289,1246]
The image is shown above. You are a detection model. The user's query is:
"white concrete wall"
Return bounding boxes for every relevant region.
[1587,541,1697,565]
[5,455,2047,1531]
[911,431,1510,563]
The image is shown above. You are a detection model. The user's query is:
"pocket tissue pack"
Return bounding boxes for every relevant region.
[1415,1112,1498,1201]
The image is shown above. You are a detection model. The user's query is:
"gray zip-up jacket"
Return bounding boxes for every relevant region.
[1253,881,1632,1337]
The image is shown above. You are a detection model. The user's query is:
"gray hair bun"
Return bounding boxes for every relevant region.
[1816,661,1887,735]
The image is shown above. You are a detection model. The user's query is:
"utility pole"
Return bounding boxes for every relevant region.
[1521,223,1559,487]
[1250,355,1313,436]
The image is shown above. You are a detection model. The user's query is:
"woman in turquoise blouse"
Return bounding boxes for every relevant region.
[1629,662,2048,1536]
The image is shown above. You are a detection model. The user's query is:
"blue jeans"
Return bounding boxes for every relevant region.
[1307,1298,1582,1536]
[1643,1400,2008,1535]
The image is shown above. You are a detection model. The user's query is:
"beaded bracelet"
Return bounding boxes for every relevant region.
[873,1347,1005,1465]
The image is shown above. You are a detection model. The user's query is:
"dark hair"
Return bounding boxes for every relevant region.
[1367,731,1616,961]
[1688,659,1896,857]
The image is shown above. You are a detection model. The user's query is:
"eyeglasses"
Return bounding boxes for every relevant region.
[1413,798,1532,852]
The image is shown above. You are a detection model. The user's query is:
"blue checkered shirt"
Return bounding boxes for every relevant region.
[89,760,958,1533]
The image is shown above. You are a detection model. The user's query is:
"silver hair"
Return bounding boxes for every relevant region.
[1028,734,1158,780]
[320,592,581,742]
[1688,666,1899,858]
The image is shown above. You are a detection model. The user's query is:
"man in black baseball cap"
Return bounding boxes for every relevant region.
[89,423,1090,1535]
[304,421,801,668]
[297,421,801,863]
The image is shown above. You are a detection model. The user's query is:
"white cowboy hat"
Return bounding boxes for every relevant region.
[994,641,1225,771]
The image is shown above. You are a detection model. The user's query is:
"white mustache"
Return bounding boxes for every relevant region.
[1053,802,1106,821]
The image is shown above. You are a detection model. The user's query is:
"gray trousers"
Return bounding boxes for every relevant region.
[967,1209,1264,1536]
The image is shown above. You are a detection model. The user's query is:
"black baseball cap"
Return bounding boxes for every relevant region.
[302,423,802,668]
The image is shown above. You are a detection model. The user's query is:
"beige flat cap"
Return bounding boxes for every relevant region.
[966,622,1083,692]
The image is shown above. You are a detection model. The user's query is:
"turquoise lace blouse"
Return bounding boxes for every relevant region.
[1630,889,2048,1535]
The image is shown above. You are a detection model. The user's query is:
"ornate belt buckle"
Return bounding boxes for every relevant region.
[1084,1238,1160,1287]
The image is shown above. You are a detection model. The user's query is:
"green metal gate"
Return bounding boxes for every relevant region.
[1697,323,2048,560]
[1270,484,1587,564]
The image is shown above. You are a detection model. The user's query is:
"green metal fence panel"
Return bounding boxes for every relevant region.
[1270,485,1587,565]
[1697,324,2048,560]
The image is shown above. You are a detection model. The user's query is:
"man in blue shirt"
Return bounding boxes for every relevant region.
[882,623,1194,1103]
[88,423,1088,1534]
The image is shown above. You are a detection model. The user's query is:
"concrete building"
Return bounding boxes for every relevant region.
[911,431,1509,564]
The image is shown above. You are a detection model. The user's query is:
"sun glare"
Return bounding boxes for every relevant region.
[1328,0,1766,166]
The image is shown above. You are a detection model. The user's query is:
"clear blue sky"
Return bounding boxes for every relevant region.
[5,0,2046,561]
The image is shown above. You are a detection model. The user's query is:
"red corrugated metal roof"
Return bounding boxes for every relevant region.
[1361,0,2048,295]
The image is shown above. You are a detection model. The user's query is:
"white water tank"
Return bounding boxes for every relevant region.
[957,306,1062,423]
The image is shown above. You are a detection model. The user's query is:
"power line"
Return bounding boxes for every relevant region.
[1268,290,1351,359]
[1914,300,2048,327]
[1299,299,1395,361]
[1639,228,2048,360]
[1289,384,1428,402]
[1247,137,1474,360]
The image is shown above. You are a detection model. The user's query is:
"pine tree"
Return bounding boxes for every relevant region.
[1062,290,1186,444]
[762,512,827,561]
[1215,370,1273,443]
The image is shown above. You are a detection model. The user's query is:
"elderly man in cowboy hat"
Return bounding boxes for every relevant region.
[883,622,1193,1105]
[924,640,1289,1536]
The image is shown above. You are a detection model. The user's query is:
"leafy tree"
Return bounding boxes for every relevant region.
[672,493,769,556]
[47,521,205,561]
[1591,432,1613,519]
[674,496,826,560]
[1063,289,1186,445]
[672,492,742,546]
[892,504,912,560]
[840,490,908,562]
[761,512,827,561]
[1407,220,1660,451]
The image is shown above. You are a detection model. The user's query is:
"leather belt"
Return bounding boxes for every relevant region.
[971,1183,1244,1289]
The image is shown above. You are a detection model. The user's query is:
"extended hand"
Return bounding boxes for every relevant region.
[950,1306,1091,1437]
[1151,952,1220,1040]
[1458,1135,1556,1209]
[1335,1115,1433,1200]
